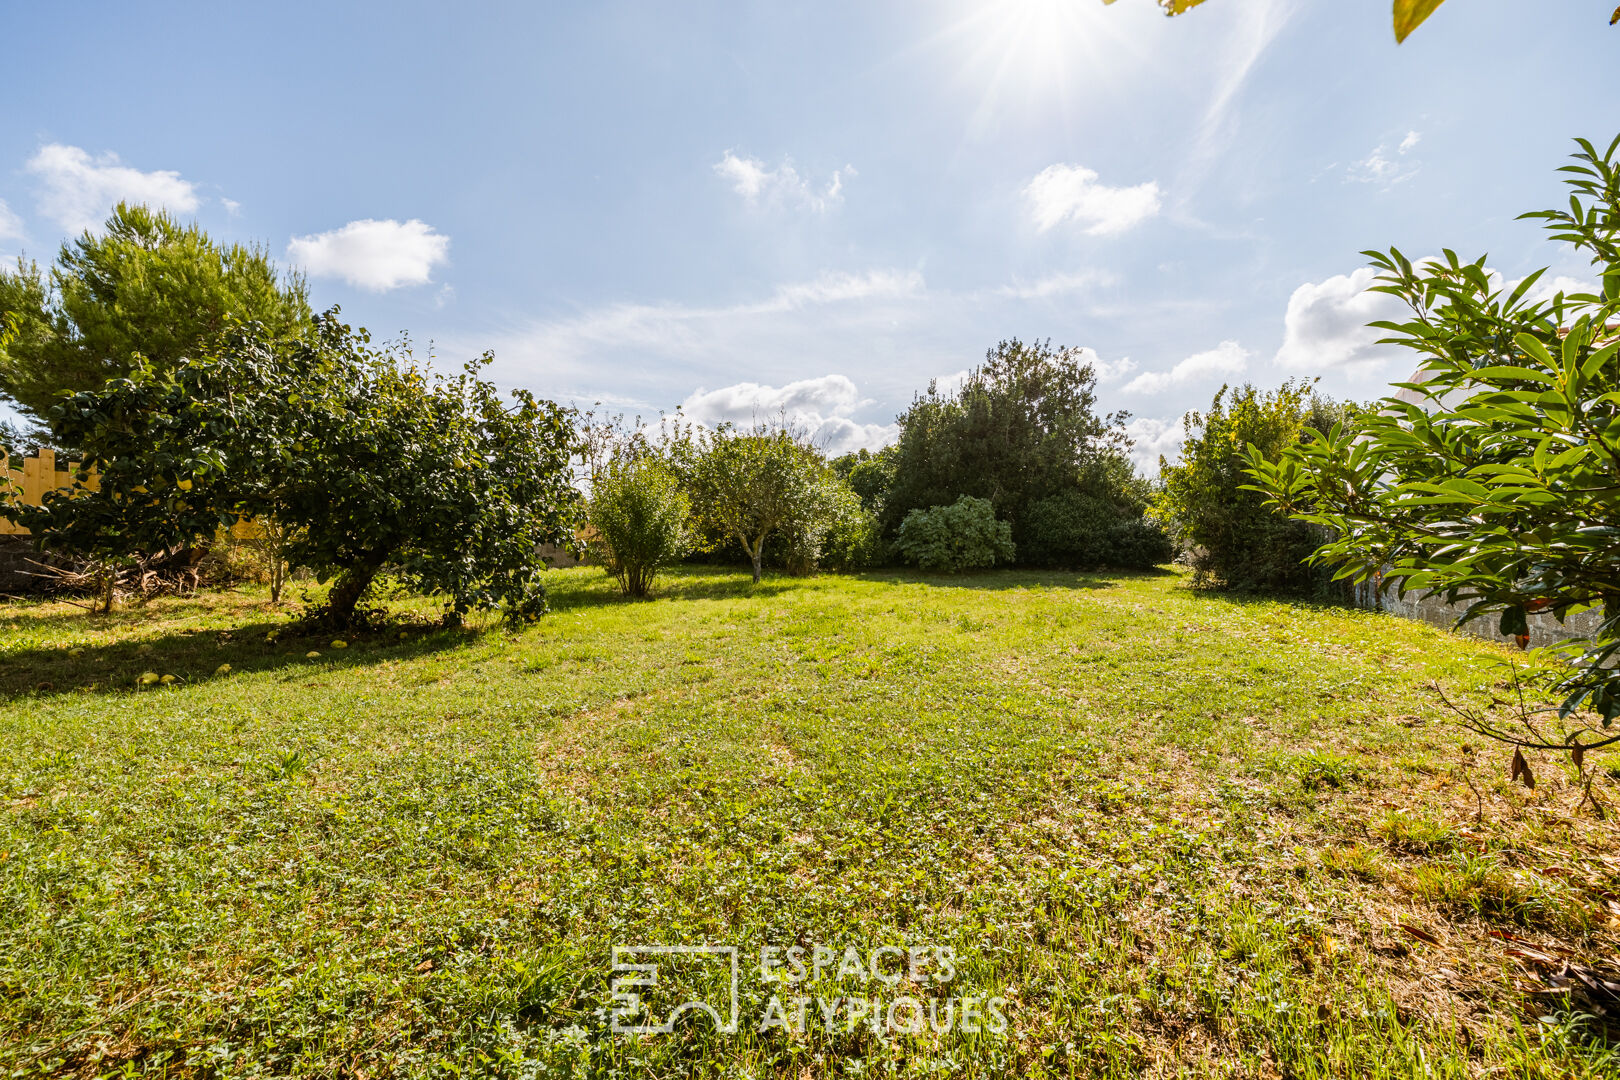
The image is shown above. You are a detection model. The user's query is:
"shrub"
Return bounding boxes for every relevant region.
[708,475,881,574]
[1104,518,1174,570]
[1021,491,1172,570]
[198,519,304,601]
[895,496,1015,573]
[1157,380,1351,593]
[832,445,898,516]
[587,458,690,597]
[1021,492,1116,567]
[817,484,885,571]
[776,470,854,577]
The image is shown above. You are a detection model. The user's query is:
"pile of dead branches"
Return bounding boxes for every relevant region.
[14,545,206,613]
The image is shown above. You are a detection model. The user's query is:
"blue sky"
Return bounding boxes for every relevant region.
[2,0,1616,468]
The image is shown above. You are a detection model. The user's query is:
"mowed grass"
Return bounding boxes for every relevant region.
[2,566,1618,1078]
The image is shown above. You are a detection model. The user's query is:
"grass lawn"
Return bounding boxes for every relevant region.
[2,565,1617,1077]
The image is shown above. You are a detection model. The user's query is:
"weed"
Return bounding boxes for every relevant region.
[1374,809,1457,855]
[1294,749,1360,792]
[1321,843,1384,882]
[264,748,307,781]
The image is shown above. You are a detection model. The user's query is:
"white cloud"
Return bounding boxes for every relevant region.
[771,269,919,307]
[1024,164,1161,235]
[814,417,899,456]
[1348,150,1408,186]
[1274,267,1407,370]
[681,374,894,455]
[0,199,23,244]
[1181,0,1295,188]
[1122,340,1250,395]
[993,268,1115,300]
[929,370,971,398]
[714,152,851,213]
[1124,415,1189,475]
[1086,349,1137,383]
[505,268,925,367]
[286,218,450,291]
[220,197,241,216]
[26,144,201,233]
[1349,130,1421,186]
[465,267,1148,432]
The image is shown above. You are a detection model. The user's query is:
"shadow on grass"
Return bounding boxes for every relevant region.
[3,562,1171,699]
[858,566,1170,591]
[5,567,791,700]
[1182,582,1361,616]
[0,610,476,703]
[543,565,797,611]
[544,563,1167,608]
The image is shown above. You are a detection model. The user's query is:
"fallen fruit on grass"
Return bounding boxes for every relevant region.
[159,674,177,685]
[306,650,321,659]
[137,672,160,685]
[215,663,232,675]
[68,647,84,658]
[137,644,153,654]
[331,639,348,649]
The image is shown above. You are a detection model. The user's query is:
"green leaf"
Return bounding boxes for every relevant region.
[1513,333,1556,369]
[1470,365,1555,385]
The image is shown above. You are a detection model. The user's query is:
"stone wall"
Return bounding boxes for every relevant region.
[1353,579,1604,649]
[0,535,58,596]
[538,543,580,568]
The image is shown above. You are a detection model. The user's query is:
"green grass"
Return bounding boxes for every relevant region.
[2,566,1617,1077]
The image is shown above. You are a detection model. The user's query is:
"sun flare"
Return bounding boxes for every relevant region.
[927,0,1134,122]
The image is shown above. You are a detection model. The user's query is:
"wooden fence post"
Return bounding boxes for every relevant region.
[0,448,101,535]
[0,448,19,536]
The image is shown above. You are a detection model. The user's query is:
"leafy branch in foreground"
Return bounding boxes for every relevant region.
[1104,1,1619,43]
[1101,0,1450,41]
[1432,667,1615,818]
[1246,135,1620,739]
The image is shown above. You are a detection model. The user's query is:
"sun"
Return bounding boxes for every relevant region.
[919,0,1135,125]
[992,0,1101,73]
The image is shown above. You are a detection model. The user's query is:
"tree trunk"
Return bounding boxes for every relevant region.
[734,529,765,584]
[324,564,378,628]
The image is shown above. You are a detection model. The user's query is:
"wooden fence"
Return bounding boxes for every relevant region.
[2,448,270,544]
[1,448,98,536]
